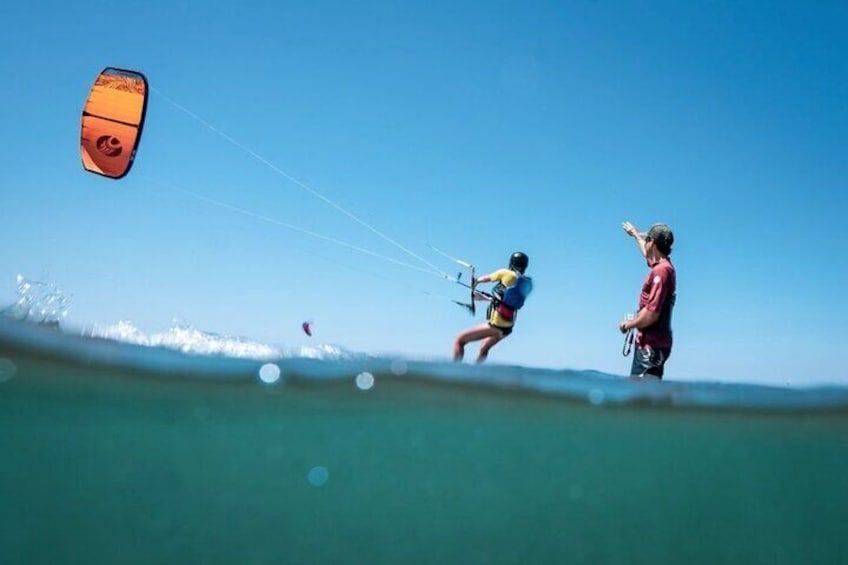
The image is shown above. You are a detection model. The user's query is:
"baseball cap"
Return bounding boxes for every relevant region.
[646,223,674,255]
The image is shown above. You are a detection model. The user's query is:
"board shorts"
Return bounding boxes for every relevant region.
[489,323,513,337]
[486,302,514,337]
[630,345,671,379]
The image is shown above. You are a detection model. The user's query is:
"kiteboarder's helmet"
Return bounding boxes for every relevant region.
[509,252,529,274]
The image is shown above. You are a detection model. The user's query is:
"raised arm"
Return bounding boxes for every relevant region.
[622,221,647,258]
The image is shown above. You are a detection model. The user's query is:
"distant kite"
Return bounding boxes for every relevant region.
[80,67,148,179]
[302,321,313,337]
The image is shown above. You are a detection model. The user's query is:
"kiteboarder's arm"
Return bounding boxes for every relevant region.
[622,221,648,258]
[470,269,510,301]
[475,274,492,284]
[469,273,496,301]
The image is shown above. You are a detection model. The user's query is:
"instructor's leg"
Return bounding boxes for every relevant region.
[629,346,669,380]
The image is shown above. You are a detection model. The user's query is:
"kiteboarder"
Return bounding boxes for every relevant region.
[619,222,676,379]
[452,252,532,363]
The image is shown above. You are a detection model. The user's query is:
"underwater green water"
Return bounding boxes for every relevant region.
[1,356,847,564]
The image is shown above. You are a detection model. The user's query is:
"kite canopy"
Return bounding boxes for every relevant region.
[80,67,148,179]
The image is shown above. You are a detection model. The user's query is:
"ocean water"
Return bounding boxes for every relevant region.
[1,315,848,564]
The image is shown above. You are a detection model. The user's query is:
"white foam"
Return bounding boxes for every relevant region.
[87,320,360,362]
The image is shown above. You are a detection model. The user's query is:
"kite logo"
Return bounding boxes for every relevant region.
[96,135,123,157]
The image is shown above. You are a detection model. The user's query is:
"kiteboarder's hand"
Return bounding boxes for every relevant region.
[622,221,639,238]
[619,319,629,333]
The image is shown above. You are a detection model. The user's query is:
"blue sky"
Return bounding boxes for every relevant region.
[1,0,846,385]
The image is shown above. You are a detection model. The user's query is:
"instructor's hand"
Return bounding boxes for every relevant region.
[622,221,639,238]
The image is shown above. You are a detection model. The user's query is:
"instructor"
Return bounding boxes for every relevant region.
[620,221,676,379]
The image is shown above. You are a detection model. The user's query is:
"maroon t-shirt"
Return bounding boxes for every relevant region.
[637,258,676,349]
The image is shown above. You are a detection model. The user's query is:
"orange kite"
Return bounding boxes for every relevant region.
[80,67,148,179]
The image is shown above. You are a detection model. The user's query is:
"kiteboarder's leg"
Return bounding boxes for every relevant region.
[453,324,502,362]
[476,331,505,363]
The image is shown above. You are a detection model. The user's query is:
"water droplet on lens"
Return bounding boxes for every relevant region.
[258,363,281,384]
[356,371,374,390]
[568,484,584,500]
[308,466,329,487]
[588,388,605,405]
[0,358,17,383]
